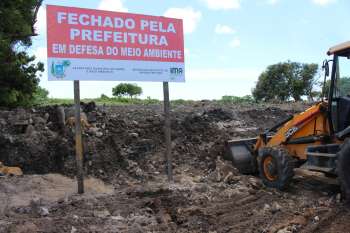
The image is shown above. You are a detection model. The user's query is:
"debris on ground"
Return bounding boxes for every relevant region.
[0,102,347,232]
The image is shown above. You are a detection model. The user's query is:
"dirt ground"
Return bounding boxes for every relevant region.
[0,101,349,233]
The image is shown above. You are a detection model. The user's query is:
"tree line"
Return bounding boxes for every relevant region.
[252,61,319,101]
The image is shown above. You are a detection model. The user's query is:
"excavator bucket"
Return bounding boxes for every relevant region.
[225,138,258,174]
[225,116,292,175]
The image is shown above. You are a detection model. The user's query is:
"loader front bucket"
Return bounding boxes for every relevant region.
[225,138,258,175]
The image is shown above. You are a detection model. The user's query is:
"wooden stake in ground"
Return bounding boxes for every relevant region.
[163,82,173,182]
[74,80,84,194]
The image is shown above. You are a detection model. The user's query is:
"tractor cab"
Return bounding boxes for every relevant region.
[326,41,350,138]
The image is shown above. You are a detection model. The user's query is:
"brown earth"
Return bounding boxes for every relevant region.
[0,101,349,233]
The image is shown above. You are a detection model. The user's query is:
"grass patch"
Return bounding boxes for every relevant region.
[218,95,255,104]
[35,96,161,106]
[34,95,257,106]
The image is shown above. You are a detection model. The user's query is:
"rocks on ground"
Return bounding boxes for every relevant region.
[0,102,345,232]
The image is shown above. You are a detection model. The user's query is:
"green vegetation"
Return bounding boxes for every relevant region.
[252,61,318,102]
[112,83,143,98]
[34,95,161,106]
[33,93,275,106]
[33,95,206,106]
[322,77,350,98]
[0,0,44,107]
[32,86,49,105]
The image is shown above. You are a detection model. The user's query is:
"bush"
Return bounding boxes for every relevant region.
[144,96,160,105]
[112,83,142,98]
[220,95,254,104]
[100,94,110,100]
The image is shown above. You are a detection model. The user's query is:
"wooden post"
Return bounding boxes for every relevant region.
[74,80,84,194]
[163,82,173,182]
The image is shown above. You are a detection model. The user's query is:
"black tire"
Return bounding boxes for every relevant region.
[258,147,295,190]
[337,139,350,200]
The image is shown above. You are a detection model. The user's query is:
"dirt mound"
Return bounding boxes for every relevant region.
[239,106,295,130]
[1,102,347,232]
[0,107,72,174]
[0,174,113,210]
[0,102,294,183]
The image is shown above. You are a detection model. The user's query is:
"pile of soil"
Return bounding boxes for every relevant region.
[0,101,348,233]
[0,102,298,183]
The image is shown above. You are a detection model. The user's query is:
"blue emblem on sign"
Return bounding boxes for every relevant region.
[51,60,71,79]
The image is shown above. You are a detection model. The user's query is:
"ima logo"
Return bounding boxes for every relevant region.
[51,60,71,79]
[170,67,183,75]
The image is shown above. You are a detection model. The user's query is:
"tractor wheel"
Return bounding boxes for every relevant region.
[337,139,350,201]
[258,147,295,190]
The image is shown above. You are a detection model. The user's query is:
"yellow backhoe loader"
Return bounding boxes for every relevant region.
[227,41,350,198]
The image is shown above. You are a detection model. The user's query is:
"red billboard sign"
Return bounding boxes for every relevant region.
[47,5,185,81]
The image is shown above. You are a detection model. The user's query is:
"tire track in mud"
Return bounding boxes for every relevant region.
[165,187,298,233]
[300,206,350,233]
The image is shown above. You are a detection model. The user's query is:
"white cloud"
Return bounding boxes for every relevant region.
[267,0,279,5]
[229,38,241,48]
[164,7,202,34]
[203,0,241,10]
[311,0,336,6]
[34,6,46,36]
[188,68,259,81]
[98,0,128,12]
[215,24,236,34]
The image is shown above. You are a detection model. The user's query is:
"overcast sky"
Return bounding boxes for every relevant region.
[31,0,350,100]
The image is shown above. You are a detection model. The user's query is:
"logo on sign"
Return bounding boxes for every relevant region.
[169,67,183,80]
[170,67,183,80]
[51,60,71,79]
[170,67,183,75]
